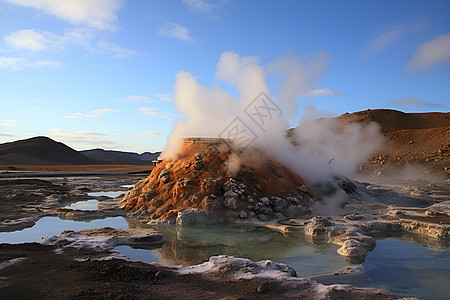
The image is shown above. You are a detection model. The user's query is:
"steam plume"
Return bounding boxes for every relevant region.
[162,51,384,183]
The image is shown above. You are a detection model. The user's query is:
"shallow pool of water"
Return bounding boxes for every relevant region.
[0,216,128,243]
[88,191,127,198]
[353,237,450,300]
[88,191,126,197]
[1,214,448,299]
[64,199,99,211]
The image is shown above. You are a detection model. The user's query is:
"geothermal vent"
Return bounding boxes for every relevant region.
[121,138,319,224]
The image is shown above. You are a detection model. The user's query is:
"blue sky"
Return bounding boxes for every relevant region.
[0,0,449,153]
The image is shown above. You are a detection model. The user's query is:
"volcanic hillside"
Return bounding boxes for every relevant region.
[81,149,161,165]
[338,109,450,175]
[121,138,318,222]
[0,136,96,165]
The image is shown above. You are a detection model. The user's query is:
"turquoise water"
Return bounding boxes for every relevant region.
[1,214,448,299]
[354,237,450,300]
[0,216,128,243]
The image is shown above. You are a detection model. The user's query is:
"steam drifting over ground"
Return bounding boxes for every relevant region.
[162,51,385,183]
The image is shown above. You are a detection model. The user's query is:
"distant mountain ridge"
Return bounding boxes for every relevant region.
[80,149,160,165]
[0,136,160,166]
[0,136,96,165]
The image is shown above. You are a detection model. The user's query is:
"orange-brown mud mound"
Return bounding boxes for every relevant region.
[121,138,318,223]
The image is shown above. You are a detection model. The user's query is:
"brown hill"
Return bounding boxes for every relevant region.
[337,109,450,133]
[0,136,96,165]
[121,138,317,223]
[338,109,450,176]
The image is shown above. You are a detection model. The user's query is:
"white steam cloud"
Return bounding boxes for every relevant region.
[162,51,384,183]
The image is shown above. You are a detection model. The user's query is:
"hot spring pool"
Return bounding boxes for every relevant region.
[1,214,449,299]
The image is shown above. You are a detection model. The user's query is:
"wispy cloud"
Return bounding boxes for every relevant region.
[64,108,118,119]
[91,108,118,114]
[121,94,171,103]
[158,22,193,42]
[64,112,101,119]
[306,88,346,97]
[364,23,425,57]
[182,0,220,19]
[364,26,404,57]
[139,107,174,120]
[49,128,122,150]
[121,95,155,103]
[0,120,20,127]
[3,0,124,30]
[0,56,62,70]
[96,41,138,58]
[4,28,93,51]
[406,33,450,71]
[0,132,16,137]
[4,28,136,59]
[137,131,161,136]
[154,93,172,102]
[388,96,444,108]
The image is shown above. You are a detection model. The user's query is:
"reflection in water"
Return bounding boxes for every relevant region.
[119,224,349,277]
[0,216,128,243]
[88,191,125,197]
[354,237,450,300]
[64,199,99,211]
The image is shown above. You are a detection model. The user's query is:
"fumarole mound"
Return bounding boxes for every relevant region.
[121,138,318,223]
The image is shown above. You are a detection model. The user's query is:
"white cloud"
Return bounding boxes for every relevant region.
[388,96,444,108]
[3,0,124,30]
[364,26,403,57]
[4,28,93,51]
[121,95,155,103]
[407,33,450,70]
[154,93,172,102]
[0,120,19,127]
[137,131,161,136]
[158,22,193,42]
[307,88,345,97]
[49,128,121,150]
[64,112,101,119]
[139,107,174,120]
[0,56,62,70]
[4,29,46,50]
[0,132,16,137]
[91,108,118,114]
[96,41,138,58]
[364,23,425,57]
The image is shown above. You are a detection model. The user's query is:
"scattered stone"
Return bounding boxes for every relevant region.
[161,176,170,184]
[194,160,204,170]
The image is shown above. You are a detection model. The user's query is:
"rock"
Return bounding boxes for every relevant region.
[260,197,270,206]
[311,216,334,227]
[344,213,363,220]
[161,176,170,184]
[194,160,204,170]
[425,210,448,217]
[224,197,238,210]
[160,169,170,177]
[202,195,222,210]
[272,197,287,212]
[176,209,215,226]
[337,239,367,259]
[239,211,248,219]
[285,205,308,217]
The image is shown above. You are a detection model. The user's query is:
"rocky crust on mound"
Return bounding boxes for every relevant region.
[121,139,318,223]
[337,109,450,176]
